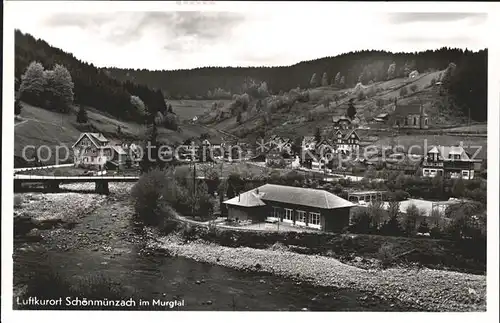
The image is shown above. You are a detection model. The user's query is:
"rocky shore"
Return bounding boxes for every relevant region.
[147,231,486,312]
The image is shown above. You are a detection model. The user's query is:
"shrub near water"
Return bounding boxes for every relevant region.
[14,195,23,208]
[131,168,168,226]
[19,268,127,310]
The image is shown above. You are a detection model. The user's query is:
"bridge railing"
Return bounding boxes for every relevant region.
[14,172,141,180]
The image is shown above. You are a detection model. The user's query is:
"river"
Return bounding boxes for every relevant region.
[12,184,411,311]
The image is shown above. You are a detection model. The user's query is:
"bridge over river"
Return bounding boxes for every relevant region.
[14,174,140,194]
[13,174,234,194]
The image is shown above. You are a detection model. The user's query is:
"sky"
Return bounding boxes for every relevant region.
[8,2,492,71]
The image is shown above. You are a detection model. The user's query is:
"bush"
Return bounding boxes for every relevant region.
[357,90,366,101]
[410,84,418,92]
[14,195,23,208]
[399,86,408,97]
[378,243,397,268]
[131,169,168,226]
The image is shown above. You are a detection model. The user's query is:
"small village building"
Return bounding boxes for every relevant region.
[390,103,429,129]
[347,190,387,205]
[421,145,480,180]
[380,198,461,227]
[265,148,287,166]
[223,184,355,232]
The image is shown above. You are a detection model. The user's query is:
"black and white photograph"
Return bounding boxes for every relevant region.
[2,1,499,320]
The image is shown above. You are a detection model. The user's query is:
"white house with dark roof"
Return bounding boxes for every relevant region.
[421,145,480,179]
[223,184,355,232]
[331,129,360,154]
[72,133,127,170]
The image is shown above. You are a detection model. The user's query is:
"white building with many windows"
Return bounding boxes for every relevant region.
[223,184,355,232]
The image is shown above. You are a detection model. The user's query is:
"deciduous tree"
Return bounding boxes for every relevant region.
[321,72,329,86]
[42,64,74,112]
[19,61,46,106]
[76,105,88,124]
[347,98,357,120]
[387,62,396,80]
[15,99,22,116]
[310,73,318,88]
[334,72,341,85]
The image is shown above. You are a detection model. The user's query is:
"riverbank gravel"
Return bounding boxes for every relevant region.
[148,232,486,312]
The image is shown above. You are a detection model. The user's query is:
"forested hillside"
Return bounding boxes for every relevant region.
[14,30,168,121]
[105,48,487,121]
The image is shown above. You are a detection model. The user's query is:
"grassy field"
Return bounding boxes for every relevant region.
[197,70,458,142]
[174,161,291,179]
[14,102,229,166]
[443,124,488,134]
[169,99,231,121]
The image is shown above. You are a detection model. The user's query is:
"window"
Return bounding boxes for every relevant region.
[309,212,321,226]
[296,210,306,223]
[424,119,428,126]
[284,209,293,222]
[462,170,469,178]
[413,117,417,125]
[404,118,408,125]
[424,169,430,174]
[272,207,284,219]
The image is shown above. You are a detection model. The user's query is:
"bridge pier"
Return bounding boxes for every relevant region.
[95,181,110,195]
[44,180,60,193]
[14,181,23,192]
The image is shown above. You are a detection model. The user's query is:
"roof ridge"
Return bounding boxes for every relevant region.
[324,190,330,209]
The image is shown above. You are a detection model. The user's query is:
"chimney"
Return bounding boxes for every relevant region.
[256,188,259,195]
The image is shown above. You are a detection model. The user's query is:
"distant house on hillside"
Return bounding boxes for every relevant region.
[373,113,390,123]
[268,135,292,154]
[409,70,419,79]
[390,103,429,129]
[301,136,316,152]
[331,129,360,154]
[332,116,352,130]
[72,133,127,170]
[223,184,355,232]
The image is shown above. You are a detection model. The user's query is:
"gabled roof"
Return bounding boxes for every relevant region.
[89,133,109,143]
[109,145,127,155]
[343,129,360,140]
[393,103,427,116]
[223,191,267,207]
[316,138,334,148]
[427,145,474,161]
[72,132,109,149]
[258,184,354,209]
